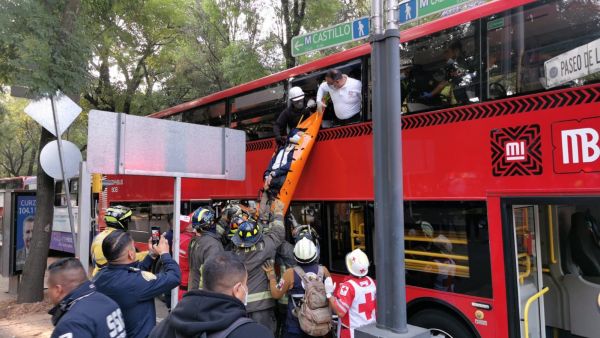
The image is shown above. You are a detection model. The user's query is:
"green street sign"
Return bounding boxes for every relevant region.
[292,17,370,57]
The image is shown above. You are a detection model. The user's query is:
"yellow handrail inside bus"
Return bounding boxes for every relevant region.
[405,235,467,245]
[405,250,468,261]
[518,253,531,284]
[524,287,549,338]
[547,206,557,264]
[404,258,470,277]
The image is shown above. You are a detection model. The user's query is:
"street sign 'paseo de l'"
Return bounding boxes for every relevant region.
[291,17,370,57]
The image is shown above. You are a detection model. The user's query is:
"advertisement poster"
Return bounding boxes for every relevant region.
[13,193,36,273]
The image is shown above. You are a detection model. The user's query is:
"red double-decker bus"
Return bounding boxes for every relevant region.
[102,1,600,337]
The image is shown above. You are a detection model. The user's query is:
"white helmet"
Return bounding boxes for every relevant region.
[288,86,305,102]
[346,248,369,277]
[293,237,318,264]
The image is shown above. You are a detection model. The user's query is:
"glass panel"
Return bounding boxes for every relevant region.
[167,113,183,122]
[512,205,544,338]
[328,202,365,273]
[486,1,600,96]
[402,22,480,113]
[109,201,185,244]
[404,201,492,298]
[231,84,286,140]
[182,101,226,126]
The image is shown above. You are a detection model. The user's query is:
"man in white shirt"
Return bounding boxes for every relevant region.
[316,69,362,121]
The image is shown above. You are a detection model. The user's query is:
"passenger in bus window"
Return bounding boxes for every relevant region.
[273,87,312,146]
[422,41,477,106]
[316,69,362,123]
[432,234,456,292]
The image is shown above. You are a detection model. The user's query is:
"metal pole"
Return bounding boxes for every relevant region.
[372,0,407,333]
[77,161,91,275]
[51,95,77,250]
[171,176,181,309]
[383,1,406,332]
[371,0,387,330]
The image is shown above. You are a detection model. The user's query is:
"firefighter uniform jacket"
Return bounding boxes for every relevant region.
[90,227,147,276]
[94,253,181,338]
[50,280,126,338]
[233,208,286,313]
[187,231,224,290]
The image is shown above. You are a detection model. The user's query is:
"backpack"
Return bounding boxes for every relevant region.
[293,266,332,336]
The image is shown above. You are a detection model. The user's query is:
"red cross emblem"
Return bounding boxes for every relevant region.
[358,292,376,320]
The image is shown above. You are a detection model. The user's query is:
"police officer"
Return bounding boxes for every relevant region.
[91,205,146,275]
[187,206,226,290]
[231,199,287,333]
[48,257,126,338]
[94,230,181,338]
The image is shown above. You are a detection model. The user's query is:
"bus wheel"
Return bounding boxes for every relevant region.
[409,309,473,338]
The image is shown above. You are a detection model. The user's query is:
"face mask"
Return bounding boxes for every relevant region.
[400,73,406,80]
[292,100,304,110]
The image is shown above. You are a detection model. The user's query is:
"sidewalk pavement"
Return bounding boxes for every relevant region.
[0,261,170,338]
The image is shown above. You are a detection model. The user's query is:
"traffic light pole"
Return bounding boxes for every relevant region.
[356,1,429,337]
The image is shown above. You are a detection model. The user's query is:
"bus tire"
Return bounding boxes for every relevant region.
[409,309,474,338]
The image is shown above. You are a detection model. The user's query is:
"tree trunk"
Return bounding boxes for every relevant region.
[18,0,81,303]
[17,128,55,303]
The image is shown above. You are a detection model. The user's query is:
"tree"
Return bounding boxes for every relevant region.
[83,0,191,115]
[0,95,40,177]
[0,0,91,303]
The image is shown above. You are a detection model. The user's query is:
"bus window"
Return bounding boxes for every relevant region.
[109,201,185,244]
[231,84,286,140]
[292,59,364,129]
[486,1,600,96]
[167,113,183,122]
[404,201,492,298]
[402,22,480,113]
[327,202,367,273]
[182,101,226,127]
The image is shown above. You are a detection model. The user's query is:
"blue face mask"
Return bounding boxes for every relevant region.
[400,73,407,80]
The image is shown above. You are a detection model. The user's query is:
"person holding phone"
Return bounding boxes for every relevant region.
[94,230,181,338]
[91,206,147,276]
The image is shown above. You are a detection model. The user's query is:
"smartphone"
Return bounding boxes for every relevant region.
[151,226,161,246]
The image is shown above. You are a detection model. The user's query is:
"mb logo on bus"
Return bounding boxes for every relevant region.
[553,118,600,173]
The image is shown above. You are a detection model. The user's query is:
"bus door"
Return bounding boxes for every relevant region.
[511,205,547,338]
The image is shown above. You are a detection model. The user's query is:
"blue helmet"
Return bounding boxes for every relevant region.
[191,207,215,231]
[232,220,262,248]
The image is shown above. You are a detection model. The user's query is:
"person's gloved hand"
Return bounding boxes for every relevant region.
[421,91,433,99]
[324,277,336,298]
[307,99,316,112]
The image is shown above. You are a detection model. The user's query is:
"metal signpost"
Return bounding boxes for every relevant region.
[24,93,82,257]
[291,17,370,57]
[87,110,245,309]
